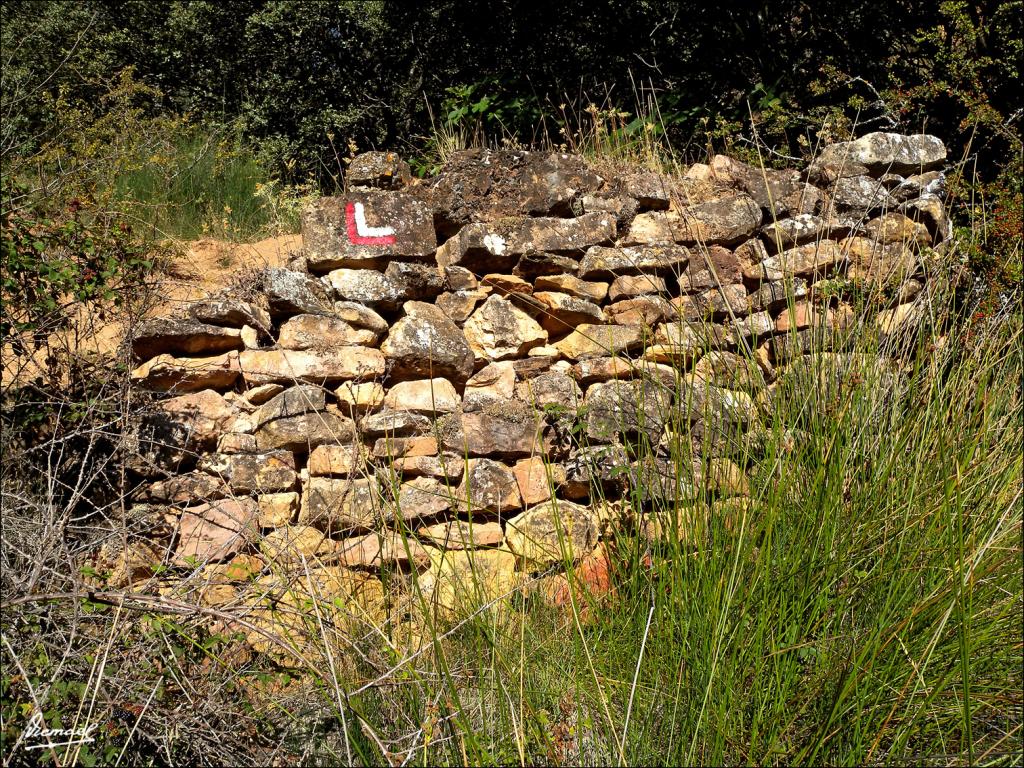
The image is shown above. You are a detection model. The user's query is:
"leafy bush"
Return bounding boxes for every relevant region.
[1,187,151,344]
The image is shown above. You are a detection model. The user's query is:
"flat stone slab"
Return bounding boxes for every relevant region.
[174,499,258,565]
[553,324,646,360]
[254,411,356,452]
[578,244,689,279]
[130,352,240,393]
[132,318,243,359]
[418,520,504,550]
[239,347,385,385]
[188,299,271,333]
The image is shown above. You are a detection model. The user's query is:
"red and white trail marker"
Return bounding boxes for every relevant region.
[346,201,397,246]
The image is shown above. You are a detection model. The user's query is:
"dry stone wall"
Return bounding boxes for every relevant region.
[121,134,951,624]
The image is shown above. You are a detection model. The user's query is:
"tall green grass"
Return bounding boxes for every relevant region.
[303,302,1021,766]
[110,125,304,242]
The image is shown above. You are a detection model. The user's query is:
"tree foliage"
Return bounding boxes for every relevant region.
[2,0,1019,185]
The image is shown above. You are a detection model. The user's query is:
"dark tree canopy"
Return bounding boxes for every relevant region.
[2,0,1020,183]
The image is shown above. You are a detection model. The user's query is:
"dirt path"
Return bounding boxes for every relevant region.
[1,234,301,387]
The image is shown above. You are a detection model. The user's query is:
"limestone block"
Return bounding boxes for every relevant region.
[455,458,523,515]
[198,450,297,494]
[382,378,460,414]
[255,411,356,452]
[174,498,258,565]
[307,444,367,477]
[745,241,847,281]
[506,500,597,565]
[534,273,609,303]
[188,299,271,334]
[300,476,385,530]
[302,192,435,271]
[131,317,243,359]
[418,520,504,550]
[258,492,299,528]
[578,244,689,278]
[278,314,378,350]
[240,347,385,385]
[345,151,412,190]
[438,405,544,459]
[463,295,548,362]
[553,324,646,360]
[131,351,240,393]
[263,268,334,317]
[608,274,667,302]
[512,457,566,505]
[380,301,475,383]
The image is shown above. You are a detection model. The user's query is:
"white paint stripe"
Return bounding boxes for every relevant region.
[353,202,396,238]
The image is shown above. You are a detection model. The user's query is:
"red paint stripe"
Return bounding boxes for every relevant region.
[345,201,396,246]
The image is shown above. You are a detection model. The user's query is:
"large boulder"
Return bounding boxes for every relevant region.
[435,221,523,273]
[512,456,566,505]
[152,389,239,449]
[358,409,433,438]
[332,301,389,335]
[326,262,445,310]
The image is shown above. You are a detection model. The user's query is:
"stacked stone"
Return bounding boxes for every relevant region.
[125,137,950,617]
